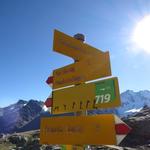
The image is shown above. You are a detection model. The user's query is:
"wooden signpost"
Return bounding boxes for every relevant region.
[40,29,131,147]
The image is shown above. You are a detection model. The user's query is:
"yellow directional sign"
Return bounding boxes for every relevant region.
[54,29,104,61]
[53,30,111,89]
[40,115,116,145]
[52,77,121,114]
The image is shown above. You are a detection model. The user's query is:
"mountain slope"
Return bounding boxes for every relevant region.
[118,90,150,116]
[1,90,150,134]
[121,106,150,146]
[0,100,43,133]
[88,90,150,117]
[18,90,150,133]
[17,112,74,132]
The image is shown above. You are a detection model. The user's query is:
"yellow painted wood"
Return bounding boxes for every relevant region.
[53,30,111,89]
[53,29,104,61]
[52,77,121,114]
[40,114,117,145]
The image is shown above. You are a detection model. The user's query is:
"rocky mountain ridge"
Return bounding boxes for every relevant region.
[0,99,43,133]
[89,90,150,117]
[121,105,150,147]
[118,90,150,116]
[1,90,150,135]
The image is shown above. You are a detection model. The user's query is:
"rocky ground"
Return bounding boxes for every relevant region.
[1,106,150,149]
[120,106,150,147]
[0,130,150,150]
[0,130,53,150]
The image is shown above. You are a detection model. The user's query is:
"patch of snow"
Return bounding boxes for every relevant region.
[24,103,27,106]
[42,105,48,112]
[118,90,150,116]
[125,107,142,113]
[10,106,15,110]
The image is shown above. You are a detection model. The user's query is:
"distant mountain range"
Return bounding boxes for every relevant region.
[90,90,150,116]
[0,100,43,133]
[120,105,150,146]
[0,90,150,134]
[118,90,150,116]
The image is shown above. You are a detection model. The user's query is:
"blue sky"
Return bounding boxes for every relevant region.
[0,0,150,107]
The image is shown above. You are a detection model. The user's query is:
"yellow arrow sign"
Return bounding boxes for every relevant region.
[40,115,131,145]
[52,30,111,89]
[54,30,105,61]
[40,115,116,145]
[52,77,121,114]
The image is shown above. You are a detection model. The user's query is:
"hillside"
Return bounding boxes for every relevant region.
[1,90,150,148]
[0,100,43,133]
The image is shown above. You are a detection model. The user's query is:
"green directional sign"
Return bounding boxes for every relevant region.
[95,78,115,104]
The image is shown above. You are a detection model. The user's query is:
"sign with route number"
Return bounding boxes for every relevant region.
[95,78,115,104]
[52,77,121,114]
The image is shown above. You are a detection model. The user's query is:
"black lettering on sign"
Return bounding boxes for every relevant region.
[72,102,76,109]
[93,99,98,109]
[86,100,90,108]
[67,126,83,133]
[45,127,64,133]
[63,104,67,110]
[54,106,59,111]
[80,101,83,109]
[53,99,100,113]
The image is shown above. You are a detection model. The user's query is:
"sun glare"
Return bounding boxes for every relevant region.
[132,15,150,53]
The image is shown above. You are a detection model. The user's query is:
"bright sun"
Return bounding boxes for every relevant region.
[132,15,150,53]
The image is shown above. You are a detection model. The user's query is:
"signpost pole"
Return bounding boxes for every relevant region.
[73,33,87,117]
[73,33,87,150]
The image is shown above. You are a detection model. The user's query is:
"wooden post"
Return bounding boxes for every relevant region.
[73,33,87,150]
[63,33,87,150]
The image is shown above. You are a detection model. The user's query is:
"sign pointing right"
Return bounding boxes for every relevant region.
[48,30,111,89]
[40,114,131,145]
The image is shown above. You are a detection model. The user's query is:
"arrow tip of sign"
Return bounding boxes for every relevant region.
[44,97,53,108]
[46,73,53,88]
[115,123,131,135]
[114,115,131,145]
[114,115,131,134]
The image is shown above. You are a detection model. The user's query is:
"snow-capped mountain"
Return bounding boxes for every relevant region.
[89,90,150,117]
[1,90,150,133]
[121,106,150,146]
[118,90,150,116]
[0,100,44,133]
